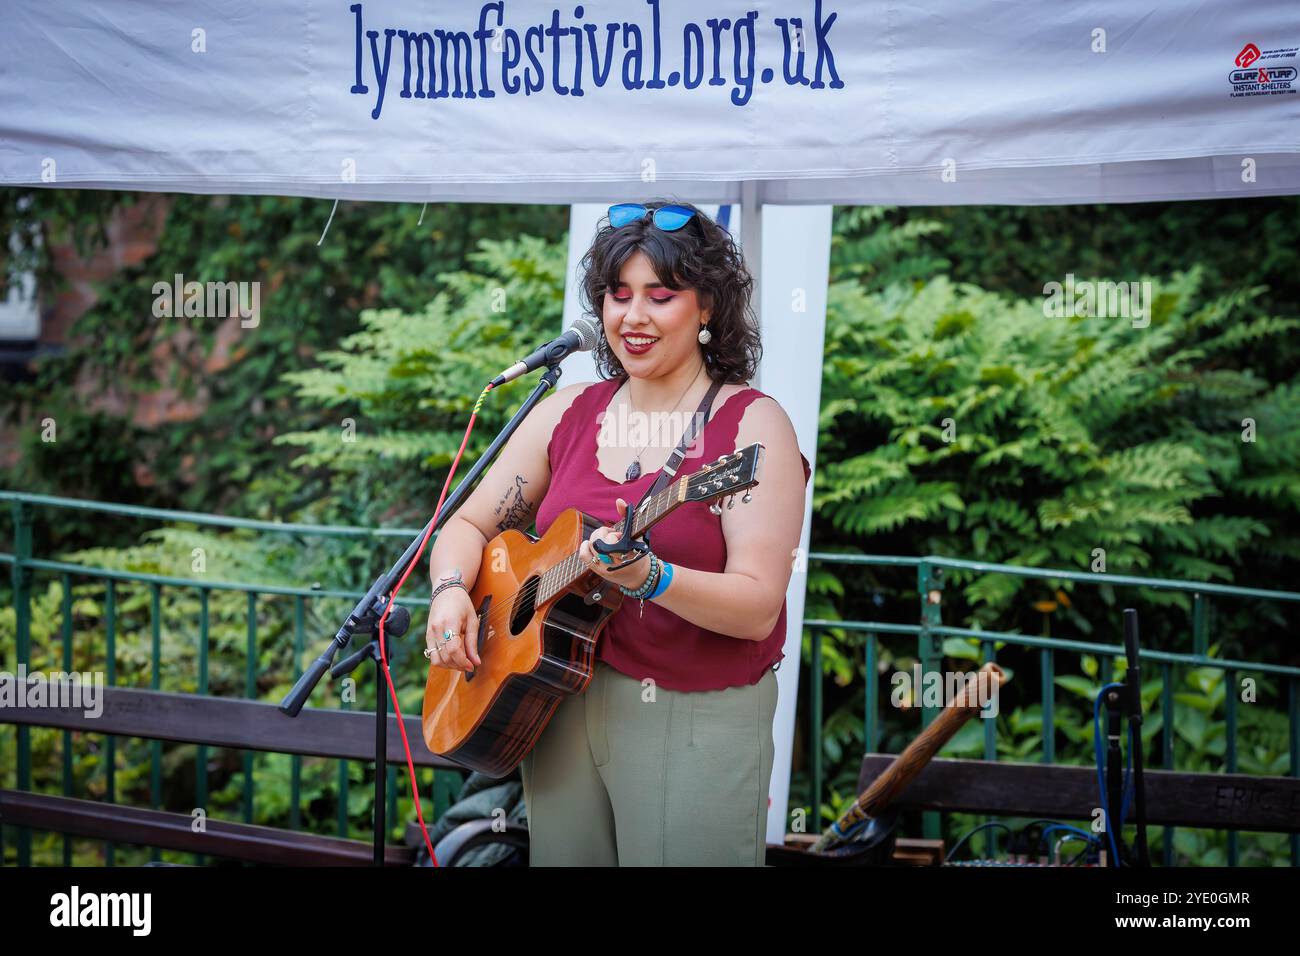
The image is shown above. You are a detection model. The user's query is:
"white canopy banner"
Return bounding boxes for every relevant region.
[2,0,1299,205]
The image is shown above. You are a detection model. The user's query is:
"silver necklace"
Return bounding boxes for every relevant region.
[621,364,705,481]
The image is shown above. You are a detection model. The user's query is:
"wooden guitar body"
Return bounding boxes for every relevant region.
[421,443,765,779]
[421,507,624,778]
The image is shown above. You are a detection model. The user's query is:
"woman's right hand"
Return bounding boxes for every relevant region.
[424,587,482,672]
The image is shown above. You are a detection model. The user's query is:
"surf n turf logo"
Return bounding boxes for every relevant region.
[1229,41,1297,98]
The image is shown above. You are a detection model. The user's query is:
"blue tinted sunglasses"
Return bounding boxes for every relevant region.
[608,203,696,231]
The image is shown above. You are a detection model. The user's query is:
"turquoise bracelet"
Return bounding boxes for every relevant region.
[648,561,673,599]
[618,551,660,599]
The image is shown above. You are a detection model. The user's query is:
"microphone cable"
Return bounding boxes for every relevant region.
[373,380,495,868]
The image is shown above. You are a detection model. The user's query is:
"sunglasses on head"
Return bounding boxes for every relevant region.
[608,203,697,231]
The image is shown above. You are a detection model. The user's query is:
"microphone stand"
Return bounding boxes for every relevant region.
[278,362,565,864]
[329,600,410,866]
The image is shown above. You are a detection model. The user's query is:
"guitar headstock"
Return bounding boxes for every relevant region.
[683,442,764,512]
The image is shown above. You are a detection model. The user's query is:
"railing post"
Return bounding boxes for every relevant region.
[981,640,999,859]
[105,579,117,867]
[61,573,74,865]
[1225,667,1237,866]
[1162,662,1175,867]
[244,592,257,827]
[149,582,162,863]
[810,628,823,831]
[1192,593,1208,657]
[864,631,878,754]
[10,500,33,866]
[195,588,209,866]
[290,596,305,832]
[1289,677,1298,867]
[917,559,944,841]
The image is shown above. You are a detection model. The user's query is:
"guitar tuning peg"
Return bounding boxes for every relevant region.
[741,490,752,504]
[726,494,736,510]
[709,501,723,516]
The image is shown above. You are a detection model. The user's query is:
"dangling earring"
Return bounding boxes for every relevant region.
[697,322,712,345]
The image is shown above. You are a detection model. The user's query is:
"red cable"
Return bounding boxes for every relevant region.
[373,382,494,868]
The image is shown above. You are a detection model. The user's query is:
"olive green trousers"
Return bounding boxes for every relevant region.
[519,660,779,866]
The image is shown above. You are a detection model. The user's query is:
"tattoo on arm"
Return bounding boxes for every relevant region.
[494,474,532,533]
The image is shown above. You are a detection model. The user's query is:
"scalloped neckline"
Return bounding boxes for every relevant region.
[590,380,756,486]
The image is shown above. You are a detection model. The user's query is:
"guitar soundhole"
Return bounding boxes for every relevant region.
[510,575,540,636]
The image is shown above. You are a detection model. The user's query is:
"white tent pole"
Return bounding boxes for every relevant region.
[740,181,763,392]
[747,202,831,846]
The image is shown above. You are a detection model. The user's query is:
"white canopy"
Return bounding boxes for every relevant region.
[3,1,1298,204]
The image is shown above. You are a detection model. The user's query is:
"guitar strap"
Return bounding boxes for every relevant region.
[637,375,725,508]
[594,375,726,564]
[631,375,725,549]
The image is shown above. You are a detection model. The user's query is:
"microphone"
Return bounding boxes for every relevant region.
[490,317,601,387]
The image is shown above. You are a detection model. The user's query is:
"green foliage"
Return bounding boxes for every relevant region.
[273,234,563,521]
[788,205,1299,867]
[0,191,567,536]
[817,270,1298,619]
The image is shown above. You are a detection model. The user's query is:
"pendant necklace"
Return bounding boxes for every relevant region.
[622,363,705,481]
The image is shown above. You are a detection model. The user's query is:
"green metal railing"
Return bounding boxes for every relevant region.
[0,492,457,867]
[3,491,1299,866]
[802,553,1300,866]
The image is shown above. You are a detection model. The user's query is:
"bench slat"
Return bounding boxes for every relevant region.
[2,682,464,771]
[860,754,1300,832]
[0,790,416,866]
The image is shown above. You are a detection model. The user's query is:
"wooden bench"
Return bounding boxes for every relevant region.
[766,754,1300,866]
[857,753,1300,834]
[1,682,465,866]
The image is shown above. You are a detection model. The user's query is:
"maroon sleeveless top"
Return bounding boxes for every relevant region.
[536,375,812,692]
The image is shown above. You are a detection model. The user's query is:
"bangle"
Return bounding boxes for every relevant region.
[647,561,673,599]
[431,580,468,603]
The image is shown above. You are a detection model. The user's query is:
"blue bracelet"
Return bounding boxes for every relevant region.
[648,561,673,599]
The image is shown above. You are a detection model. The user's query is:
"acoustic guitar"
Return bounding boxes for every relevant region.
[422,442,765,777]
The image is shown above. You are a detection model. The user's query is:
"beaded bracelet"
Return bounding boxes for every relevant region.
[647,561,673,599]
[618,552,660,617]
[620,552,659,598]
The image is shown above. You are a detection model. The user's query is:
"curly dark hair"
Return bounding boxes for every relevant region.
[577,198,762,384]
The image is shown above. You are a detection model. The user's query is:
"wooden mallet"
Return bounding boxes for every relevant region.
[810,660,1008,854]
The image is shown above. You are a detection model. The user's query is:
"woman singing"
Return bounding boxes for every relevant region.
[422,199,811,865]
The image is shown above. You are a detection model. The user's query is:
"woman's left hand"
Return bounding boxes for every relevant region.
[579,497,654,591]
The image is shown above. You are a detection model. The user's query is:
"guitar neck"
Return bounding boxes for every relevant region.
[536,478,685,605]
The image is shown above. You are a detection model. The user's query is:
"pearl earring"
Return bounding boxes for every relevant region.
[697,323,712,345]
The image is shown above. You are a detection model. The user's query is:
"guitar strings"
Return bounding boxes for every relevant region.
[429,458,743,657]
[434,484,678,649]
